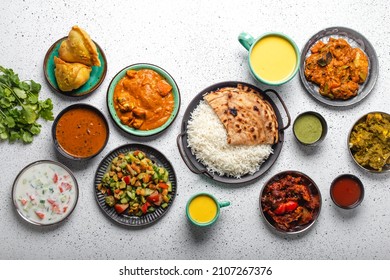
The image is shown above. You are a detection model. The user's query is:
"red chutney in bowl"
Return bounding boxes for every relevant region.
[330,174,364,209]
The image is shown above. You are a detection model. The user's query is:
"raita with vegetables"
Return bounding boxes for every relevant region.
[97,150,173,216]
[12,161,78,225]
[261,174,320,232]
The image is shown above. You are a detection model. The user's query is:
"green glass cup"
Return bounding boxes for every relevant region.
[186,193,230,227]
[238,32,300,86]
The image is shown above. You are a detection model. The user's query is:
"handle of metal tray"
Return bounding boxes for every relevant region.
[176,132,213,178]
[264,89,291,131]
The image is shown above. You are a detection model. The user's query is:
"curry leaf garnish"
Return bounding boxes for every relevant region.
[0,66,54,143]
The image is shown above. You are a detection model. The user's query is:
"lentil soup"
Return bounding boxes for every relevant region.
[55,106,108,158]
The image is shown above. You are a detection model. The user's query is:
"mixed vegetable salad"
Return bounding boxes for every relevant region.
[97,150,172,216]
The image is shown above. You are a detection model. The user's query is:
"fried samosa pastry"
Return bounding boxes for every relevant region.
[54,56,92,92]
[59,25,101,67]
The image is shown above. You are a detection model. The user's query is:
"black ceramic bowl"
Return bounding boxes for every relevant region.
[52,103,109,160]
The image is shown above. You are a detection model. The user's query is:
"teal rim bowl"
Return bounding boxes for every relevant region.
[43,37,107,97]
[107,63,180,138]
[246,32,300,86]
[186,192,230,227]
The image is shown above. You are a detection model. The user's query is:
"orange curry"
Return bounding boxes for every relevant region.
[113,69,174,130]
[304,37,369,100]
[55,107,108,158]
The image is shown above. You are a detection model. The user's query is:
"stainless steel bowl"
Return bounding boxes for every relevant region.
[12,160,79,226]
[259,170,322,235]
[348,111,390,173]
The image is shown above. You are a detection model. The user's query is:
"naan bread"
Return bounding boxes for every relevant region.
[204,84,278,145]
[54,56,92,92]
[59,26,101,67]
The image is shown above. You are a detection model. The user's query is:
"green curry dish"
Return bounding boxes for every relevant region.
[0,66,54,143]
[349,113,390,171]
[97,150,172,216]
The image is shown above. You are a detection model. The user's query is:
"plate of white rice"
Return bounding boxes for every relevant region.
[177,81,290,185]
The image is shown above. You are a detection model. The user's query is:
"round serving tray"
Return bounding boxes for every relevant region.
[299,26,378,107]
[94,143,177,227]
[177,81,291,185]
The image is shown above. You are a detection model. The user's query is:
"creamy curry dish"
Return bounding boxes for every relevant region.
[304,37,369,100]
[113,69,174,130]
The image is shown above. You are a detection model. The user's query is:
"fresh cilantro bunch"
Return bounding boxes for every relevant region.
[0,66,54,143]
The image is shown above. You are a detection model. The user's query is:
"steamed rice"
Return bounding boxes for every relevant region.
[187,101,273,178]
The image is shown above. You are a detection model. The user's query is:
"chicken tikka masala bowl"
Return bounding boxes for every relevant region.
[107,63,180,138]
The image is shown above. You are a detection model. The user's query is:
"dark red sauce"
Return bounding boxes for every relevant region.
[331,176,363,208]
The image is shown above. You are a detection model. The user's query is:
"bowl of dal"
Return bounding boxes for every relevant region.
[107,63,180,139]
[348,112,390,173]
[52,104,109,160]
[293,111,327,146]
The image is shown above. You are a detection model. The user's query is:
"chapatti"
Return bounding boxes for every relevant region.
[204,84,278,145]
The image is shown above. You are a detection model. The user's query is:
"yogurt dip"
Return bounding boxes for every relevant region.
[12,160,78,225]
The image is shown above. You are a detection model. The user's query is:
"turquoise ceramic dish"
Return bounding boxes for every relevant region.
[43,37,107,97]
[107,63,180,137]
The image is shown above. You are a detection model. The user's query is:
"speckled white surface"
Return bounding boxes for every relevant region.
[0,0,389,260]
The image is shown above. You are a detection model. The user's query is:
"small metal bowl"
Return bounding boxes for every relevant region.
[330,174,364,209]
[293,111,328,146]
[348,111,390,173]
[12,160,79,226]
[259,170,322,235]
[52,103,109,160]
[106,63,180,139]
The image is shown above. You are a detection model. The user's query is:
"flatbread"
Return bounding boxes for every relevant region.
[204,87,236,129]
[204,84,278,145]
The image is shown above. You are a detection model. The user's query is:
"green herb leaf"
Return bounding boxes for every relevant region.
[5,115,15,128]
[30,80,41,94]
[28,94,38,104]
[13,87,27,99]
[22,131,33,143]
[0,66,54,143]
[30,124,41,135]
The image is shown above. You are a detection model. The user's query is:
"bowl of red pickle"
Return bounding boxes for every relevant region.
[260,170,322,234]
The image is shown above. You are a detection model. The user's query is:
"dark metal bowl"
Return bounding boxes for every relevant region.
[177,81,290,186]
[259,170,322,235]
[52,103,109,160]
